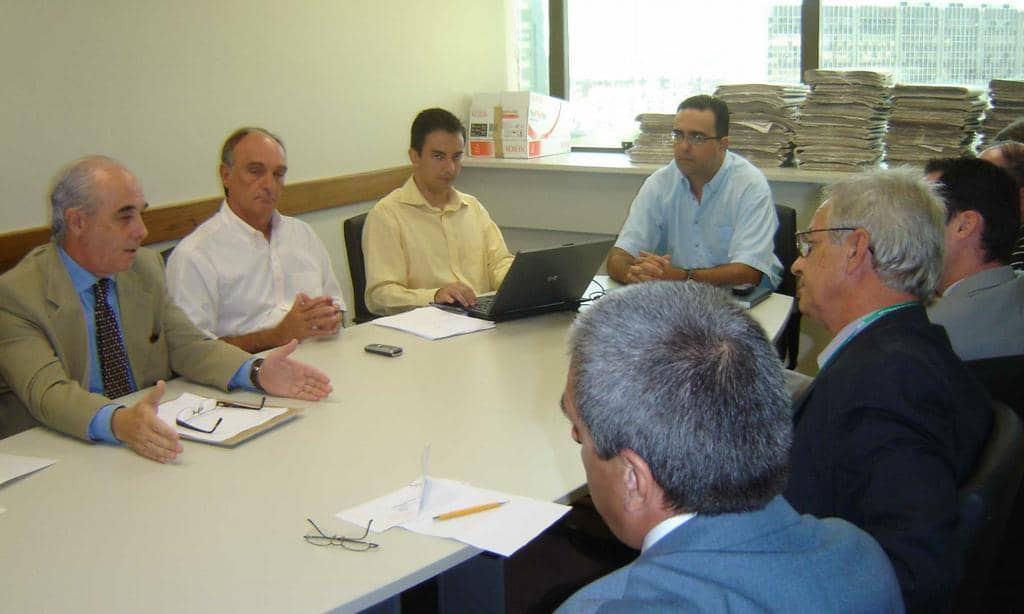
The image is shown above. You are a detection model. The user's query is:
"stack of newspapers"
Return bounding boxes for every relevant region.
[793,70,893,171]
[980,79,1024,147]
[626,113,675,164]
[884,85,986,166]
[714,84,807,167]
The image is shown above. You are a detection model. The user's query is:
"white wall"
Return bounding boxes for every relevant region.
[0,0,510,231]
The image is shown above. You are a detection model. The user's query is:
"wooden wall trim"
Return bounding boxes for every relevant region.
[0,165,411,274]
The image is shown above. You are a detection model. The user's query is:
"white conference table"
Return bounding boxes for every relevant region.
[0,291,792,613]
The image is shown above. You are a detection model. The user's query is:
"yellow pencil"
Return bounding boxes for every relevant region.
[433,501,508,521]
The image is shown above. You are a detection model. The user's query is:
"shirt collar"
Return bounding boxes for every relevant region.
[675,151,733,197]
[641,512,696,552]
[221,200,281,241]
[57,245,103,295]
[817,302,917,368]
[400,176,467,213]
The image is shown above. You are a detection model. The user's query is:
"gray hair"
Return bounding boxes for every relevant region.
[568,281,791,515]
[824,167,946,300]
[50,155,127,243]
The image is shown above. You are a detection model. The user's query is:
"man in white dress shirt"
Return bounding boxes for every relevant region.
[167,127,345,352]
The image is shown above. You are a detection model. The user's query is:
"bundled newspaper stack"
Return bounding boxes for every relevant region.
[793,70,893,171]
[714,84,807,167]
[884,85,986,166]
[980,79,1024,147]
[626,113,675,164]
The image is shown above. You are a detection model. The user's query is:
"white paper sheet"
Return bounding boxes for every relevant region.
[371,306,495,340]
[338,476,570,557]
[156,393,289,443]
[0,453,57,487]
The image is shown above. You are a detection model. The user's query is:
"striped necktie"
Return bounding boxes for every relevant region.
[93,278,134,398]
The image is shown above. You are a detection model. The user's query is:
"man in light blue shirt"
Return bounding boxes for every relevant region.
[607,95,782,288]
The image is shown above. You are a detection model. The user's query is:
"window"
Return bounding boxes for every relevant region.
[516,0,550,95]
[821,1,1024,88]
[515,0,1024,149]
[565,0,798,147]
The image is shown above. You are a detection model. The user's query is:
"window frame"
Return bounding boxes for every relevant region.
[544,1,823,151]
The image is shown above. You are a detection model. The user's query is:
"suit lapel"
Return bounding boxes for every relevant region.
[115,262,156,387]
[43,245,90,384]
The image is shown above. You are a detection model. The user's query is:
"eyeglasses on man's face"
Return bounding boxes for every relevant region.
[670,130,723,146]
[175,396,266,434]
[794,227,859,258]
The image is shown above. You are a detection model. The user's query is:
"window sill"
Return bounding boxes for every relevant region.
[463,151,851,186]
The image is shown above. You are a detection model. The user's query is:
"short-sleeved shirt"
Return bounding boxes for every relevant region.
[614,152,782,288]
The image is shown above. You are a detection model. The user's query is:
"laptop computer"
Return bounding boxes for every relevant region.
[460,239,615,321]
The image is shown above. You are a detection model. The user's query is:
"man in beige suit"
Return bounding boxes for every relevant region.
[0,156,332,462]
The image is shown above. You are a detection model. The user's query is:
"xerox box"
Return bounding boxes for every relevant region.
[468,92,571,158]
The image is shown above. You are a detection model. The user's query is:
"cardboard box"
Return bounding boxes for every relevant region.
[468,92,571,158]
[468,93,501,157]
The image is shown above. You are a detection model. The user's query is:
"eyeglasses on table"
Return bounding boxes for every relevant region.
[303,518,379,551]
[175,396,266,434]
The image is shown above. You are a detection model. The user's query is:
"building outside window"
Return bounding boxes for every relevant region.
[514,0,1024,149]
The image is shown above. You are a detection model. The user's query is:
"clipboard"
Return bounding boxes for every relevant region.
[179,406,303,447]
[157,393,303,447]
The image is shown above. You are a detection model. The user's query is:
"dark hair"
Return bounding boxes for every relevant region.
[677,95,730,137]
[220,127,285,197]
[928,156,1020,263]
[568,282,790,515]
[410,108,465,153]
[221,127,285,167]
[924,157,957,177]
[994,118,1024,144]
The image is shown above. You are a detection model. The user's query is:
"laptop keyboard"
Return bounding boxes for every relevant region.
[471,295,496,314]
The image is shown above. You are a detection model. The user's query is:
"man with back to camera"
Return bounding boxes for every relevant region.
[362,107,514,315]
[166,127,346,352]
[924,156,1024,360]
[555,281,902,612]
[0,156,332,461]
[783,168,992,612]
[979,141,1024,272]
[606,95,782,288]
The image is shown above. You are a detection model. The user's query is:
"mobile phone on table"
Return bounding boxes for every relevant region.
[365,343,403,357]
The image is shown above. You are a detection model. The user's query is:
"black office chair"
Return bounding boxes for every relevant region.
[965,355,1024,415]
[342,212,377,325]
[953,400,1024,612]
[772,205,800,369]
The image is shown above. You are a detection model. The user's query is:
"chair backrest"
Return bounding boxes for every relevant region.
[954,400,1024,609]
[772,205,801,369]
[342,212,375,324]
[965,355,1024,415]
[773,204,798,296]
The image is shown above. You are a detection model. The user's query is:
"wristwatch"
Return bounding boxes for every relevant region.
[249,358,266,392]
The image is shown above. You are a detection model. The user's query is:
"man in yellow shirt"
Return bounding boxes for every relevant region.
[362,108,514,315]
